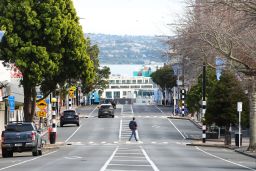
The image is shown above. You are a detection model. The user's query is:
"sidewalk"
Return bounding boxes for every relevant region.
[168,115,256,158]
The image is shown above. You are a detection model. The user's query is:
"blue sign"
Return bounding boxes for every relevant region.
[8,96,15,112]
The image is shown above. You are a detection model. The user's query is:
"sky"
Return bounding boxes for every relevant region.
[73,0,186,36]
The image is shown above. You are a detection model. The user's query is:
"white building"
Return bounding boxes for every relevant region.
[101,75,157,104]
[0,61,24,134]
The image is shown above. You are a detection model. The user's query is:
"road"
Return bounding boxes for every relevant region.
[0,105,255,171]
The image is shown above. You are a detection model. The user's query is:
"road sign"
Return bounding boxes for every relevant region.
[237,102,242,112]
[8,96,15,112]
[69,86,76,98]
[37,110,46,118]
[36,99,47,110]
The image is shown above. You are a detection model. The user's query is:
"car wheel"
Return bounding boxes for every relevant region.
[77,123,80,126]
[38,149,42,156]
[2,149,8,158]
[32,146,39,156]
[112,115,114,118]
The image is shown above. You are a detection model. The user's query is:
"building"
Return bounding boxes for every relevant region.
[101,74,157,104]
[0,61,24,133]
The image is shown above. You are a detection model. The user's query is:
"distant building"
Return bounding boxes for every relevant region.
[133,66,152,77]
[101,75,157,104]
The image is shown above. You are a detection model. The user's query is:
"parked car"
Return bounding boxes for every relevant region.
[1,122,43,158]
[98,104,115,118]
[60,109,80,127]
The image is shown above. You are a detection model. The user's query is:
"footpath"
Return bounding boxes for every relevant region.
[169,115,256,159]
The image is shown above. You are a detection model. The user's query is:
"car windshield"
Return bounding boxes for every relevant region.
[101,105,111,109]
[6,124,34,132]
[63,111,76,116]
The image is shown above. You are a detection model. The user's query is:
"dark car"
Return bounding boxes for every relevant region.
[1,122,43,157]
[98,104,115,118]
[60,109,80,127]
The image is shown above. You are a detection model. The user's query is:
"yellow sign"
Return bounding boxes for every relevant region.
[69,86,76,98]
[37,110,46,118]
[36,100,47,110]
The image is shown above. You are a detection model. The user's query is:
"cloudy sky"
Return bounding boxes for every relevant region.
[73,0,186,36]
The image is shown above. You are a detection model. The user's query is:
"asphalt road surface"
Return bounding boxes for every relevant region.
[0,104,255,171]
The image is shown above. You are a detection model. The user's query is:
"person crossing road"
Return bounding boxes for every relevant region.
[129,117,138,141]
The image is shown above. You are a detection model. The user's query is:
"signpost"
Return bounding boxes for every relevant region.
[237,102,242,147]
[8,96,15,113]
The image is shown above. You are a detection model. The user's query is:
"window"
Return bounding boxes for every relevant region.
[122,80,126,84]
[111,86,119,88]
[123,91,127,96]
[109,80,115,84]
[131,85,140,88]
[106,92,112,99]
[120,86,129,88]
[144,79,149,84]
[141,85,153,88]
[137,80,142,84]
[114,91,120,98]
[116,80,120,84]
[132,80,136,84]
[127,80,131,84]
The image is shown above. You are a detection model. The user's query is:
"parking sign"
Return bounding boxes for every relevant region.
[8,96,15,112]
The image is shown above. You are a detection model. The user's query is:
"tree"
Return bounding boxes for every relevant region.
[186,68,217,117]
[151,65,176,103]
[81,39,110,95]
[206,71,249,145]
[0,0,95,121]
[170,0,256,150]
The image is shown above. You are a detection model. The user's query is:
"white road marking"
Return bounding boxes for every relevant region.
[119,119,122,141]
[167,118,186,139]
[155,105,164,113]
[64,156,82,160]
[64,125,82,143]
[0,151,57,171]
[140,147,160,171]
[196,147,256,171]
[131,105,134,114]
[88,106,98,116]
[100,146,119,171]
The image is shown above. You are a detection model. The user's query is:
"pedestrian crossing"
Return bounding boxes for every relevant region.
[65,141,189,146]
[102,146,158,171]
[85,115,169,119]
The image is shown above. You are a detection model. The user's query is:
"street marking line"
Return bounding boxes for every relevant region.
[154,105,164,113]
[131,105,134,114]
[140,147,160,171]
[65,125,82,143]
[88,106,98,116]
[196,147,256,171]
[0,151,57,171]
[167,118,186,139]
[109,164,151,167]
[119,119,122,141]
[100,146,119,171]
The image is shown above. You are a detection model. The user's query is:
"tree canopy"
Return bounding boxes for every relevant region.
[205,71,249,129]
[0,0,95,121]
[150,65,176,94]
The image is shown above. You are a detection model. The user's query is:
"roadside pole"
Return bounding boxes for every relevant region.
[237,102,242,147]
[50,97,57,144]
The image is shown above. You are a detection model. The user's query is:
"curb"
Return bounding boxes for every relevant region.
[168,116,202,129]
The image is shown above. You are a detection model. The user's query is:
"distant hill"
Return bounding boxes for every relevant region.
[86,33,169,64]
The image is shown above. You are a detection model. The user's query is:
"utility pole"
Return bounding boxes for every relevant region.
[202,62,207,143]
